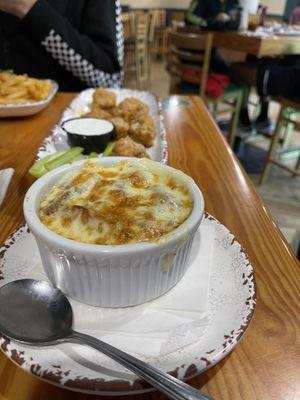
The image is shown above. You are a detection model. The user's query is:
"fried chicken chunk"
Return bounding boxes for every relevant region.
[112,136,150,158]
[83,107,112,119]
[92,89,116,109]
[109,117,129,139]
[113,98,149,122]
[128,115,155,147]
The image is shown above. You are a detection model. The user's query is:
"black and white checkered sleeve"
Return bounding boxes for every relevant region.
[41,0,124,88]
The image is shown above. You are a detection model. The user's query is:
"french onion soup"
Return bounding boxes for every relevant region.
[39,159,193,245]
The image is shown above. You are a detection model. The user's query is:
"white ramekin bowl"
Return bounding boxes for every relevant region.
[23,157,204,307]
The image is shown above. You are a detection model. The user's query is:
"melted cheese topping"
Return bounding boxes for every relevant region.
[39,159,193,245]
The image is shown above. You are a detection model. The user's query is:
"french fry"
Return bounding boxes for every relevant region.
[5,89,28,100]
[0,72,53,105]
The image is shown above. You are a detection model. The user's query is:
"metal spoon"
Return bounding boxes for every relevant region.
[0,279,213,400]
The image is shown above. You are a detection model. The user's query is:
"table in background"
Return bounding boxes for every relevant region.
[213,31,300,56]
[0,93,299,400]
[175,27,300,60]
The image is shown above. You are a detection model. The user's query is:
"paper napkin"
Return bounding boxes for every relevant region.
[73,223,215,358]
[0,168,14,206]
[26,222,215,358]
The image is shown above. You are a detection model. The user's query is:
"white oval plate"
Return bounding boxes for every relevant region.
[0,213,256,395]
[37,88,168,164]
[0,80,58,118]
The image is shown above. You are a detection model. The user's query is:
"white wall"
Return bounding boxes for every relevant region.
[121,0,287,14]
[120,0,190,9]
[262,0,286,15]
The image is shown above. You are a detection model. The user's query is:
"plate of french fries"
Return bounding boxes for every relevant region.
[0,71,58,117]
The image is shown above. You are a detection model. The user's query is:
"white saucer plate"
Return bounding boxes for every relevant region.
[0,80,58,118]
[37,88,168,164]
[0,213,256,395]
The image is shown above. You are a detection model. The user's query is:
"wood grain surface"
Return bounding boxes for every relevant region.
[213,31,300,56]
[0,93,299,400]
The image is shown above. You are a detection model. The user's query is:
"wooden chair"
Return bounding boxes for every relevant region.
[124,11,151,90]
[167,30,243,147]
[121,12,132,41]
[148,10,159,84]
[123,11,136,85]
[135,12,151,90]
[259,97,300,184]
[151,9,167,60]
[149,10,158,46]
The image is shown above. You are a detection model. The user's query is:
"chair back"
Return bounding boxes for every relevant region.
[167,29,213,98]
[152,8,166,28]
[158,9,167,27]
[121,12,132,40]
[134,12,151,89]
[148,10,159,44]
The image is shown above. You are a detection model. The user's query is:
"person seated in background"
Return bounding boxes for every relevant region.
[231,1,300,133]
[186,0,240,31]
[185,0,240,75]
[0,0,123,92]
[231,55,300,133]
[256,56,300,105]
[290,1,300,25]
[185,0,278,132]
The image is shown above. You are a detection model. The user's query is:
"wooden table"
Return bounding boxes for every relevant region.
[0,93,299,400]
[177,27,300,57]
[214,31,300,56]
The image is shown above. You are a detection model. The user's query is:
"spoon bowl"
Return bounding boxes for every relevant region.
[0,279,213,400]
[0,279,72,343]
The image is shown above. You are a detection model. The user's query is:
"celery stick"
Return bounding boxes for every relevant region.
[71,154,85,162]
[88,152,99,158]
[29,164,48,178]
[29,151,68,178]
[102,142,115,157]
[29,147,84,178]
[32,151,68,169]
[45,147,84,171]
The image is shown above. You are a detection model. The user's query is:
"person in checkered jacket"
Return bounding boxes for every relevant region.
[0,0,124,91]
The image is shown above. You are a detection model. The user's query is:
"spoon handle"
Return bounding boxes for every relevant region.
[70,330,213,400]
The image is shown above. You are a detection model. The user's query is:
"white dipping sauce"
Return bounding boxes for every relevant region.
[64,118,113,136]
